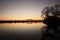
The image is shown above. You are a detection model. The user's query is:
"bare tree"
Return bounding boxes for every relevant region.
[41,4,60,18]
[41,7,50,18]
[55,4,60,17]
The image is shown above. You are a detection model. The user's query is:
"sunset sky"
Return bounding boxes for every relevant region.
[0,0,60,20]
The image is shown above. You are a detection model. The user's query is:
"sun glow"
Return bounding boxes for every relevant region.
[0,17,43,20]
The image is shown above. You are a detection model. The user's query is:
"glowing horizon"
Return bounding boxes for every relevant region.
[0,0,60,20]
[0,16,43,20]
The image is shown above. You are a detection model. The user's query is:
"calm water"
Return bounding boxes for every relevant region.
[0,22,45,31]
[0,22,46,40]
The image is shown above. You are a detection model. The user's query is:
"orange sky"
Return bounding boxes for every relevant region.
[0,0,59,20]
[0,17,43,20]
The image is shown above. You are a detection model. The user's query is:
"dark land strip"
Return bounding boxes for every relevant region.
[0,20,43,23]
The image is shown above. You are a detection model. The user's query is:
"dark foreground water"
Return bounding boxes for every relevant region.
[0,23,45,40]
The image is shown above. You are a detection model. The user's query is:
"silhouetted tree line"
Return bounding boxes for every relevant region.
[41,4,60,40]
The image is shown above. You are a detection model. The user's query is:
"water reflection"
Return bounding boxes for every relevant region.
[0,23,45,31]
[0,22,46,40]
